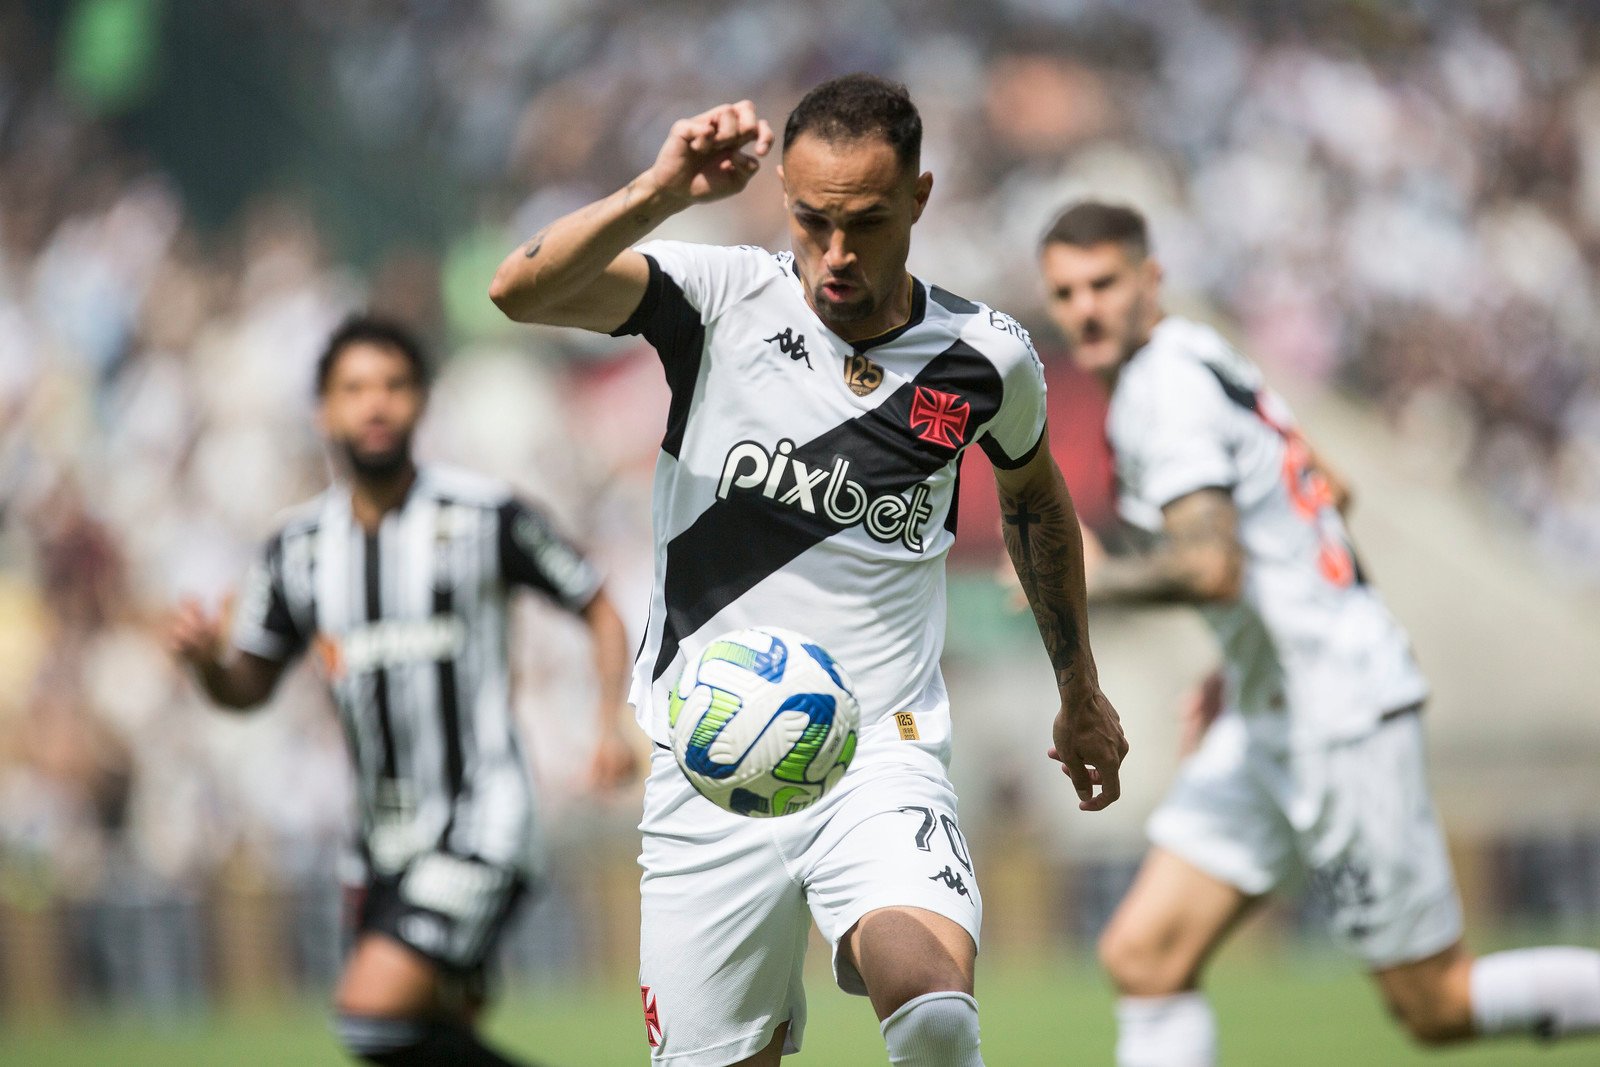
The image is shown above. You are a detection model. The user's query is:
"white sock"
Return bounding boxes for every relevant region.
[880,991,983,1066]
[1470,947,1600,1039]
[1116,992,1217,1067]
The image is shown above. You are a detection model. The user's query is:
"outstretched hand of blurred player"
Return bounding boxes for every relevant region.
[167,595,229,669]
[587,717,642,792]
[645,100,775,207]
[1049,684,1129,812]
[1177,668,1225,760]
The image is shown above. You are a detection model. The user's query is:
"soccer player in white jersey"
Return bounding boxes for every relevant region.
[168,316,639,1067]
[1038,200,1600,1064]
[490,76,1128,1066]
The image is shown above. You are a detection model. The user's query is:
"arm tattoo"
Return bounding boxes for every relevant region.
[1092,489,1241,604]
[1001,482,1084,689]
[522,226,549,259]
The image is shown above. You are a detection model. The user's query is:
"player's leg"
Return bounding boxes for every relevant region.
[334,861,538,1066]
[802,748,986,1066]
[334,933,535,1066]
[1312,711,1600,1045]
[841,905,982,1066]
[724,1022,788,1067]
[1099,849,1257,1067]
[1106,712,1293,1067]
[638,748,810,1066]
[1372,935,1600,1045]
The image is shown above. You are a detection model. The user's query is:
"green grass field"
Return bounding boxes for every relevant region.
[4,951,1596,1066]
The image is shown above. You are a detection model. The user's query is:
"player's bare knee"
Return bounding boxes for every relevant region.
[1098,923,1190,997]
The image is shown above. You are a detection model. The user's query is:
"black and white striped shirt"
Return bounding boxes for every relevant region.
[231,465,601,877]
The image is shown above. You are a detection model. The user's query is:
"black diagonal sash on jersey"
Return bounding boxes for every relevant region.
[651,340,1004,681]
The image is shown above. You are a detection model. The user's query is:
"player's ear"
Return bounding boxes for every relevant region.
[1142,256,1164,289]
[911,170,933,222]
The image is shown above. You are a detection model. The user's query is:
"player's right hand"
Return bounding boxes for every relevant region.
[1049,685,1129,812]
[167,596,227,668]
[646,101,775,206]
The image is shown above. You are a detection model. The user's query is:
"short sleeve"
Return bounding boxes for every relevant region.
[498,499,602,612]
[978,330,1048,469]
[609,240,765,341]
[231,534,307,662]
[1122,356,1240,509]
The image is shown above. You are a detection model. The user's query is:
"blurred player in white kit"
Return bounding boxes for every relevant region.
[1039,200,1600,1065]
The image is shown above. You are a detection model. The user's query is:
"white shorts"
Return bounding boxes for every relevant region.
[637,740,982,1065]
[1148,708,1462,968]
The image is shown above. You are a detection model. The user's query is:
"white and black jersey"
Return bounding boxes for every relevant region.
[1108,317,1428,743]
[231,465,602,878]
[612,241,1048,762]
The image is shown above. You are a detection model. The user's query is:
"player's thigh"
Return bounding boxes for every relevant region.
[1099,847,1260,996]
[340,855,525,1019]
[842,906,976,1021]
[336,933,444,1018]
[640,749,810,1065]
[802,752,982,1006]
[727,1022,788,1067]
[1298,712,1462,969]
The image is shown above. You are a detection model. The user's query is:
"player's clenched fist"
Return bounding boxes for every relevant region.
[647,100,775,206]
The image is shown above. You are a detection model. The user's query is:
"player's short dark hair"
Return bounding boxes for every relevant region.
[315,315,431,395]
[783,73,922,170]
[1041,201,1150,260]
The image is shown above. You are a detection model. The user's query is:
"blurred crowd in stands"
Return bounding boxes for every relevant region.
[3,0,1599,1008]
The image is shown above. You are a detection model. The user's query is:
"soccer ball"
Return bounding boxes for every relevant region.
[669,626,860,817]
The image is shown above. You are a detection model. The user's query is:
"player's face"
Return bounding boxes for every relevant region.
[780,133,932,340]
[318,341,424,480]
[1040,240,1162,376]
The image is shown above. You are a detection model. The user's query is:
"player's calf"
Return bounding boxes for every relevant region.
[1374,950,1475,1047]
[1377,941,1600,1046]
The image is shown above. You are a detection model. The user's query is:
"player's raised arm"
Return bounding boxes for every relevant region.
[166,596,287,710]
[994,438,1129,811]
[489,100,775,332]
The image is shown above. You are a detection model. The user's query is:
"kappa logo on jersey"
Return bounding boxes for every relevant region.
[909,387,970,449]
[641,986,662,1048]
[764,327,812,368]
[929,865,970,897]
[843,352,884,396]
[717,439,936,551]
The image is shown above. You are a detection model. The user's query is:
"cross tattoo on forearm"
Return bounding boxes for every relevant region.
[1005,504,1042,568]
